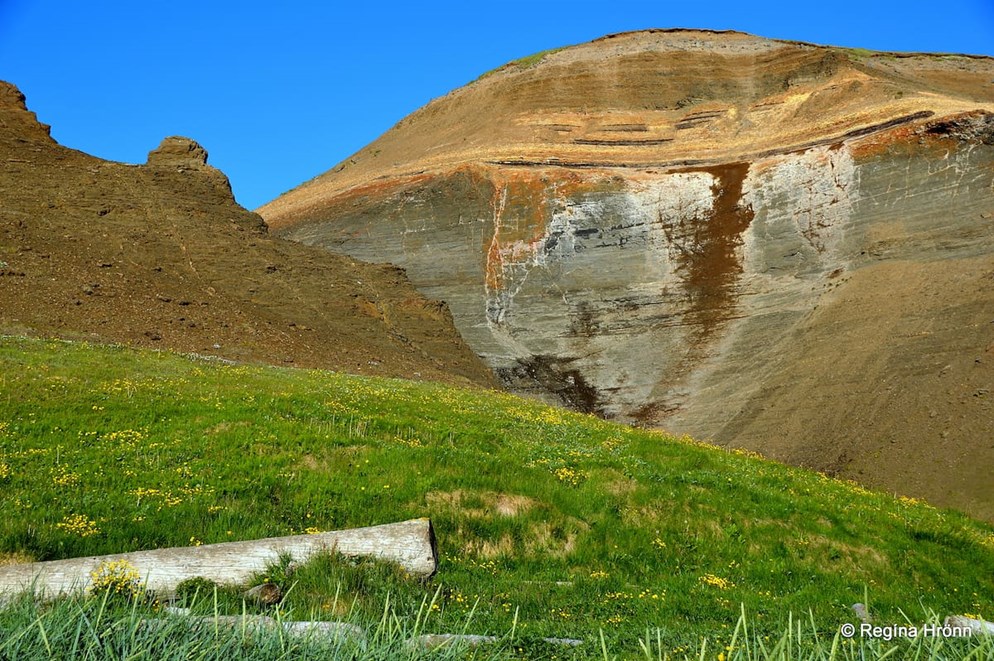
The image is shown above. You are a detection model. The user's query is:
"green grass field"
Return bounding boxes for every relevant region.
[1,335,993,658]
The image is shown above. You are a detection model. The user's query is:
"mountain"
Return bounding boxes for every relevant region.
[260,30,994,520]
[0,81,494,388]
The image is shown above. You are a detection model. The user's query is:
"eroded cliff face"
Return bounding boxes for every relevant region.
[262,31,994,520]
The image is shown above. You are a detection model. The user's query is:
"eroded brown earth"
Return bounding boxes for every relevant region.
[0,81,494,388]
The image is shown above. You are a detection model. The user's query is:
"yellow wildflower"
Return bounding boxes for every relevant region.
[56,514,99,537]
[51,465,79,487]
[89,559,143,597]
[699,574,735,590]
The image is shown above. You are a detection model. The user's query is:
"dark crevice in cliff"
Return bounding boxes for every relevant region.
[498,354,604,416]
[922,112,994,144]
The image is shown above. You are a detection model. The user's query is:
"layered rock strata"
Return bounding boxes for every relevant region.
[261,30,994,519]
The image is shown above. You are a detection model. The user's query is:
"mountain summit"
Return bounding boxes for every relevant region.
[262,29,993,224]
[260,30,994,520]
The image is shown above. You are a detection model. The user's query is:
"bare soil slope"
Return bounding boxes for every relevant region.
[261,30,994,520]
[0,81,494,388]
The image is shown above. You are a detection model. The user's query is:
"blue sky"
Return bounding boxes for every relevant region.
[1,1,992,210]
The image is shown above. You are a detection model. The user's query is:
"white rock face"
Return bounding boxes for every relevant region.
[742,144,858,265]
[284,144,864,418]
[481,150,864,420]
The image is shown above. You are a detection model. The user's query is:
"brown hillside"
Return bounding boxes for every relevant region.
[0,81,494,388]
[261,30,994,521]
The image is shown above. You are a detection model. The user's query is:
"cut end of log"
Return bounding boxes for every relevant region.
[425,518,439,580]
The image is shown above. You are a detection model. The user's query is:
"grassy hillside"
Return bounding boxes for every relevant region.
[1,336,993,657]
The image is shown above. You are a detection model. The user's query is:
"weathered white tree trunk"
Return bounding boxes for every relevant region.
[141,614,367,645]
[407,634,499,650]
[0,518,436,600]
[944,615,994,635]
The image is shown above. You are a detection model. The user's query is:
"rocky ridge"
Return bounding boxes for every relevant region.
[261,30,994,520]
[0,81,494,387]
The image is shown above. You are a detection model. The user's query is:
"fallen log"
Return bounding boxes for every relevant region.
[408,634,499,650]
[541,637,585,647]
[0,518,437,601]
[943,615,994,635]
[141,614,366,645]
[157,612,582,650]
[408,633,584,650]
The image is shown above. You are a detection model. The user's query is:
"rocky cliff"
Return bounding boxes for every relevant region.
[0,81,494,387]
[260,30,994,520]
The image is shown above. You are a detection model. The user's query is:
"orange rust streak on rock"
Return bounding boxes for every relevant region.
[485,183,507,292]
[483,167,604,294]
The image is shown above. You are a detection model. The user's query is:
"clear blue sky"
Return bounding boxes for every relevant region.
[2,1,992,210]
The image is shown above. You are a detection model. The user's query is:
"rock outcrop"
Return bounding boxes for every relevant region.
[0,81,494,388]
[146,136,210,167]
[260,30,994,520]
[0,82,53,142]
